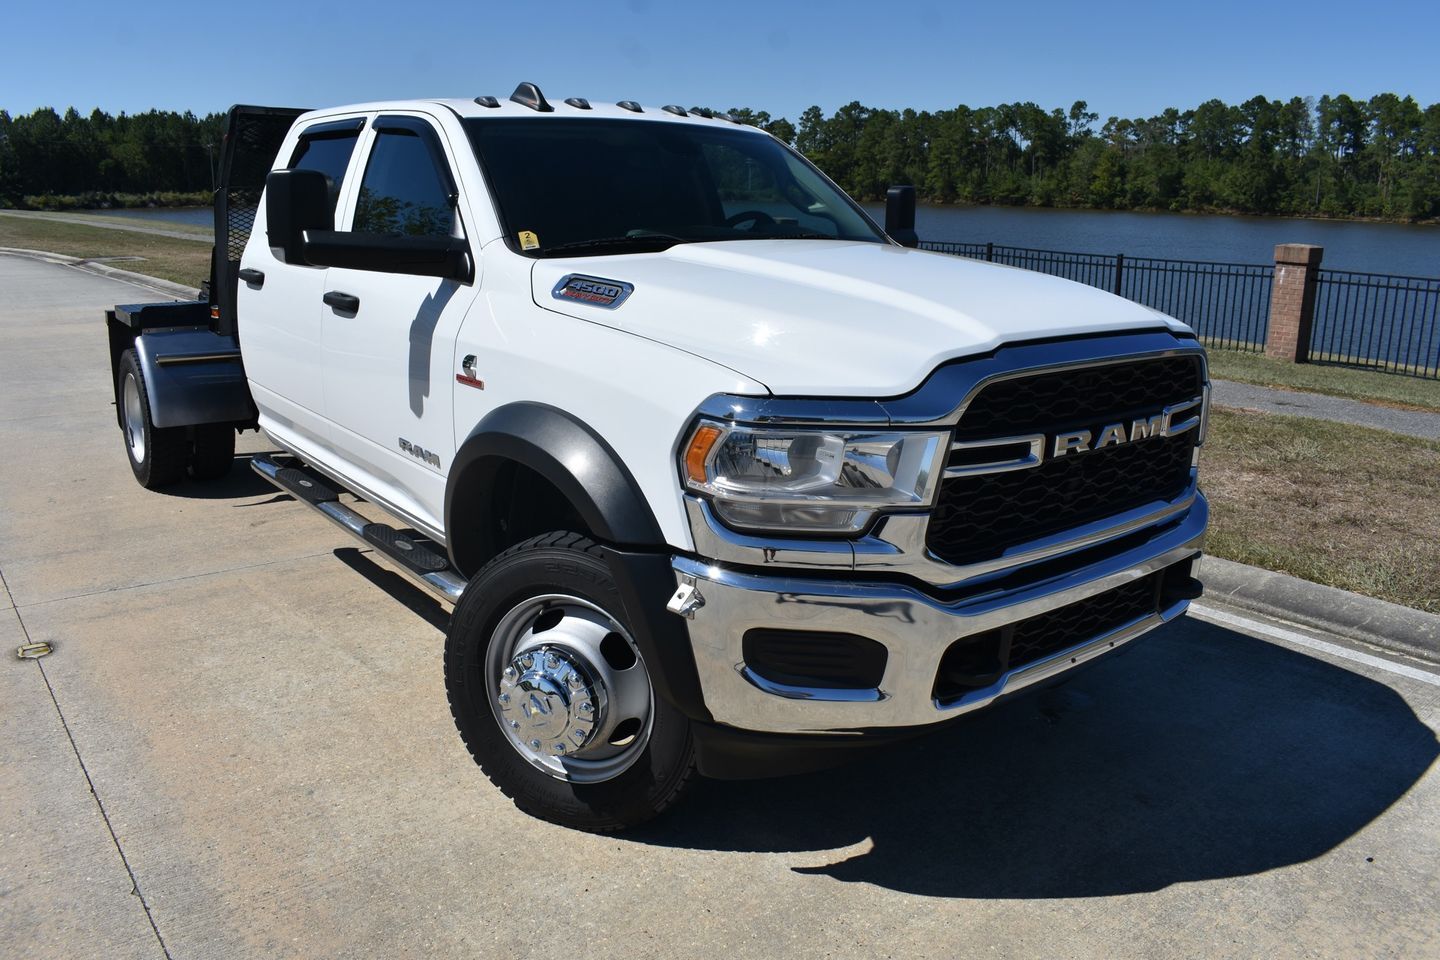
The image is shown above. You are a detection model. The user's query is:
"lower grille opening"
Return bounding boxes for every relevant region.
[933,628,1006,697]
[1160,555,1204,606]
[933,572,1163,704]
[743,629,888,690]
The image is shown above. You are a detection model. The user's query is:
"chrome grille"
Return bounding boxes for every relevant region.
[926,356,1203,568]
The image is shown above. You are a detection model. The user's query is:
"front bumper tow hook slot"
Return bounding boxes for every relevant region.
[667,581,705,619]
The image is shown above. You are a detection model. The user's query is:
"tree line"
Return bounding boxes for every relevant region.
[3,94,1439,220]
[728,94,1440,221]
[0,107,225,208]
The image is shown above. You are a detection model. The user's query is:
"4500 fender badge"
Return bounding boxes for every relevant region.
[552,274,634,310]
[398,438,441,469]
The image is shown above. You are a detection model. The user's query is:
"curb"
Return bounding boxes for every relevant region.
[0,246,200,300]
[1199,555,1440,663]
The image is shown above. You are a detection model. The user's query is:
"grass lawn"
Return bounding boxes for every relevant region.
[0,213,211,288]
[1206,347,1440,413]
[1202,407,1440,613]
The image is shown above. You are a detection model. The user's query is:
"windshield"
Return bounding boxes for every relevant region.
[463,117,888,257]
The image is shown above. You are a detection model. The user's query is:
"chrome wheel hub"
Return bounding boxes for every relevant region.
[122,372,145,463]
[497,645,604,757]
[486,594,654,783]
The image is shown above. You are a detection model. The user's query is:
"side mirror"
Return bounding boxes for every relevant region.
[265,169,332,264]
[885,185,919,248]
[302,231,473,283]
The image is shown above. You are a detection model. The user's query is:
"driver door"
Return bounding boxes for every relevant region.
[320,114,481,537]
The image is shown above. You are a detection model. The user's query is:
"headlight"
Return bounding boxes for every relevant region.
[680,421,946,534]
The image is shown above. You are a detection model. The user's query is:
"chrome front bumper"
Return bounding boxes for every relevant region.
[672,494,1207,735]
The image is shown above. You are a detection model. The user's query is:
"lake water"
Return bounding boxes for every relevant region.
[93,206,213,228]
[90,203,1440,278]
[862,203,1440,278]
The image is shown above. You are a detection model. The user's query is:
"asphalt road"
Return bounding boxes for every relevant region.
[3,253,1438,960]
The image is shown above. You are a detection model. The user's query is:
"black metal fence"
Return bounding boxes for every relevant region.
[920,239,1440,379]
[920,241,1272,352]
[1311,270,1440,379]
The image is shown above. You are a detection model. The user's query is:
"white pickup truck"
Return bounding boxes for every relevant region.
[105,85,1209,830]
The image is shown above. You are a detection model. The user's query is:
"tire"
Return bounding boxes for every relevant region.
[117,350,186,489]
[189,424,236,480]
[445,531,697,831]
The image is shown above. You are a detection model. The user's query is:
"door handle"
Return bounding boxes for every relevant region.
[323,291,360,313]
[238,268,265,287]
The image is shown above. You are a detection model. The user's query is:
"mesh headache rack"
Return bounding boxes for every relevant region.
[213,105,307,337]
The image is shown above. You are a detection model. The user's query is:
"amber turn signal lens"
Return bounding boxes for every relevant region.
[684,425,724,484]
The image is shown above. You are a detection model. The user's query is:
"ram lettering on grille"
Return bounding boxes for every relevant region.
[927,356,1203,568]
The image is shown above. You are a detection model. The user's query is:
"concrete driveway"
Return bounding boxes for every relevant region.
[3,253,1438,960]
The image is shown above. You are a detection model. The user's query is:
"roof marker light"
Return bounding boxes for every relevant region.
[617,100,643,113]
[473,96,500,108]
[564,97,591,109]
[661,105,688,117]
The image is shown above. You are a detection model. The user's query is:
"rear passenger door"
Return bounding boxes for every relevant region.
[238,116,366,456]
[319,113,481,538]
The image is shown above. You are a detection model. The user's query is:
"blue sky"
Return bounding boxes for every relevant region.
[6,0,1438,121]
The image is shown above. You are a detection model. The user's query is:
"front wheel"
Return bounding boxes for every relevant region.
[444,532,696,831]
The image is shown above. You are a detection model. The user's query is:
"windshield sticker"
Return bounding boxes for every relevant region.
[551,274,634,310]
[518,230,540,250]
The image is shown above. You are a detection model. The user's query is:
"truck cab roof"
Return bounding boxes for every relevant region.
[295,89,760,132]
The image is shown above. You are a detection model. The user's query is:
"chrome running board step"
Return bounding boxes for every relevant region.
[251,453,467,603]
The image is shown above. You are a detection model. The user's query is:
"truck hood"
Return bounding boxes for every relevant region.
[530,240,1188,396]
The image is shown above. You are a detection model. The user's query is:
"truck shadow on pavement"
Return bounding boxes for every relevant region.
[332,546,451,632]
[632,617,1440,899]
[150,456,280,500]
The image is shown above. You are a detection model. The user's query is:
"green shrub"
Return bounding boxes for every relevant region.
[16,191,211,211]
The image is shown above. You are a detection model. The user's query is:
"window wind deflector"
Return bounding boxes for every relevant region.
[298,117,367,138]
[372,115,445,137]
[371,115,460,203]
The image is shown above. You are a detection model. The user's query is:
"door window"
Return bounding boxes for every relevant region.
[352,128,456,238]
[288,122,362,213]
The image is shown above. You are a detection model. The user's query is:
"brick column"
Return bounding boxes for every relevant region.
[1265,243,1323,362]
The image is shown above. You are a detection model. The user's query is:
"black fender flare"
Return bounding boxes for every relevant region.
[444,403,712,722]
[444,402,665,575]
